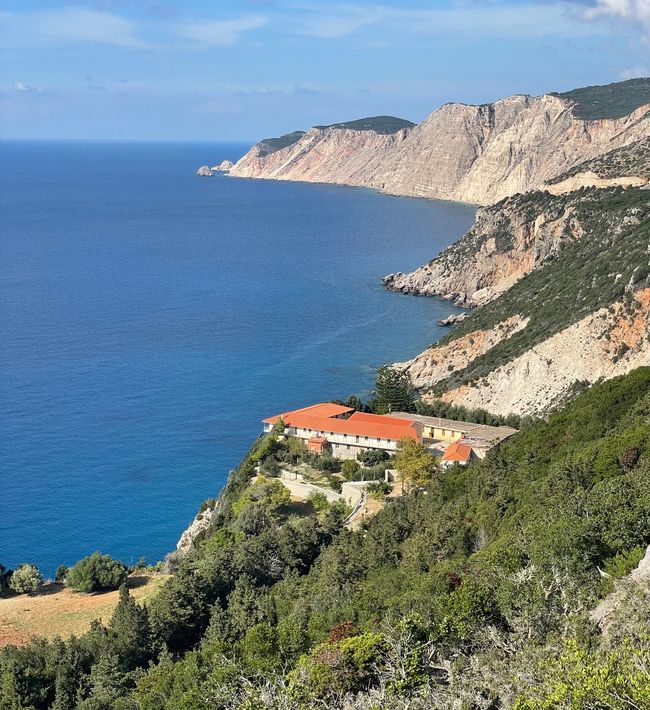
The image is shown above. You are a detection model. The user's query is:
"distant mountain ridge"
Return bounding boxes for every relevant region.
[230,79,650,206]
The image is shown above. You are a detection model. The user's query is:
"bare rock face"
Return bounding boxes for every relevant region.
[230,94,650,205]
[176,505,216,556]
[196,165,214,176]
[406,288,650,417]
[383,191,587,307]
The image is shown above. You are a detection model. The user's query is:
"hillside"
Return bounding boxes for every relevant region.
[314,116,415,134]
[229,80,650,205]
[2,369,649,708]
[386,185,650,415]
[554,77,650,120]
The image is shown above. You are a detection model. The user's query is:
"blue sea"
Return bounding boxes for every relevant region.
[0,141,475,576]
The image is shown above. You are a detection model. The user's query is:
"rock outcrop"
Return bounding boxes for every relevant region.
[400,288,650,416]
[384,190,586,307]
[197,161,233,176]
[230,93,650,205]
[176,504,217,556]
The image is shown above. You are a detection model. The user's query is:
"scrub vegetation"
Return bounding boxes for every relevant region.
[1,367,649,708]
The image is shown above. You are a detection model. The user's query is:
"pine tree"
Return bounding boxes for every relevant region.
[373,366,416,413]
[108,584,153,671]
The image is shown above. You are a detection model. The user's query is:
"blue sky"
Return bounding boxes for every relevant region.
[1,0,649,140]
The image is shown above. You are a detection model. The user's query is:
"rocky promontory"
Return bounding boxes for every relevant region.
[230,81,650,205]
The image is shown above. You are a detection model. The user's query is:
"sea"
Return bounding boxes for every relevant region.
[0,140,476,576]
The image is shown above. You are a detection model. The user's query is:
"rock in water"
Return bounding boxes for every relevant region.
[437,313,468,326]
[196,165,214,176]
[216,160,233,172]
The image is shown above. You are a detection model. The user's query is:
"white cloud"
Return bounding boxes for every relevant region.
[620,65,650,78]
[13,81,30,92]
[176,15,268,47]
[585,0,650,35]
[285,2,599,40]
[0,7,149,49]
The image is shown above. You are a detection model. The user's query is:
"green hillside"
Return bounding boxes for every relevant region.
[431,186,650,395]
[2,368,649,708]
[315,115,415,134]
[547,136,650,183]
[554,77,650,120]
[257,130,306,157]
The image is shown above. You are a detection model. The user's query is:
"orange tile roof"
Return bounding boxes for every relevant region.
[281,411,419,442]
[441,440,473,463]
[349,411,415,427]
[264,402,354,425]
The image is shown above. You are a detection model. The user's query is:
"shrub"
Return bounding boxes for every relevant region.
[9,564,43,594]
[55,565,68,583]
[366,481,391,498]
[308,491,329,512]
[66,552,128,593]
[357,449,389,466]
[341,460,360,480]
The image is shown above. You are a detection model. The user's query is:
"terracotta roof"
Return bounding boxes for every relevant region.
[264,402,354,425]
[441,440,473,463]
[308,436,328,445]
[282,411,419,442]
[350,412,415,427]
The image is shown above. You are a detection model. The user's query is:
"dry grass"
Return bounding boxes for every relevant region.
[0,573,169,648]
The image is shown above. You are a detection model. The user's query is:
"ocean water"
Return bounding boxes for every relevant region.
[0,141,475,575]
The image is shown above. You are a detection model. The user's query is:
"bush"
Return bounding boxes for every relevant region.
[55,565,68,583]
[366,481,391,498]
[341,460,360,480]
[66,552,128,593]
[308,491,329,512]
[357,449,389,466]
[9,564,43,594]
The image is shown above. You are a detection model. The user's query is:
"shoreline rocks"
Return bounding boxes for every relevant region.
[437,312,468,326]
[196,160,234,177]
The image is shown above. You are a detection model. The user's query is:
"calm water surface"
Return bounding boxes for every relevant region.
[0,141,475,574]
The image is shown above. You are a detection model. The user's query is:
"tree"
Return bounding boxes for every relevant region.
[108,584,153,670]
[55,566,68,584]
[357,449,390,466]
[9,564,43,594]
[373,366,416,413]
[394,438,439,489]
[341,459,360,480]
[66,553,127,593]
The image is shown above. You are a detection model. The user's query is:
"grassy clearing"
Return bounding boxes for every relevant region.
[0,573,168,647]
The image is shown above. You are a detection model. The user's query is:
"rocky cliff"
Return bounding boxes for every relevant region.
[394,186,650,416]
[230,87,650,205]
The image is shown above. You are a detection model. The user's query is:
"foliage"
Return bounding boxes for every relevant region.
[9,563,43,594]
[394,438,439,488]
[308,491,329,512]
[433,187,650,394]
[341,460,360,480]
[553,77,650,120]
[373,366,416,414]
[2,370,650,708]
[66,553,128,593]
[366,481,391,499]
[315,116,415,134]
[357,449,390,466]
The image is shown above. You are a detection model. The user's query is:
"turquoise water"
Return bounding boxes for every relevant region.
[0,141,475,575]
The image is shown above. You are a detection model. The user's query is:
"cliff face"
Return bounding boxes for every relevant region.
[230,95,650,205]
[383,191,588,307]
[393,186,650,416]
[403,288,650,417]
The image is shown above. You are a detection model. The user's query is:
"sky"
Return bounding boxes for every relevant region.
[1,0,649,140]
